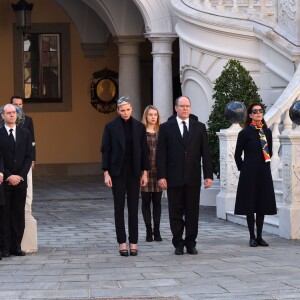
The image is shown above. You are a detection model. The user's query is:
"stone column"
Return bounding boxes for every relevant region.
[216,124,241,219]
[115,37,144,119]
[148,36,176,122]
[21,167,38,252]
[279,127,300,239]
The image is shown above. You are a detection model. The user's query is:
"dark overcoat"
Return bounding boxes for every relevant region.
[0,126,33,190]
[234,126,277,215]
[23,115,36,162]
[156,118,213,187]
[101,116,149,177]
[0,151,4,205]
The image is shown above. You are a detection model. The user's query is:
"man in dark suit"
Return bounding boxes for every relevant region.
[0,153,4,260]
[10,96,36,226]
[0,104,32,257]
[10,96,36,165]
[101,96,149,256]
[157,96,213,255]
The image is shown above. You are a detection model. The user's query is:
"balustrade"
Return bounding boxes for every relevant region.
[182,0,278,23]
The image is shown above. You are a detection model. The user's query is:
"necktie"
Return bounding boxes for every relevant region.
[9,128,15,146]
[182,121,189,144]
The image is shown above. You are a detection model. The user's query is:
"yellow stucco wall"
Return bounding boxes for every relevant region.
[0,0,118,166]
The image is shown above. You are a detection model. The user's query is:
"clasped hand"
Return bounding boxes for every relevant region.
[7,175,22,186]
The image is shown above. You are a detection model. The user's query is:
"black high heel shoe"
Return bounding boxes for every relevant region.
[119,243,128,257]
[119,249,128,257]
[129,243,138,256]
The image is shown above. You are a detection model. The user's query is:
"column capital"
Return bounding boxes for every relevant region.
[148,35,177,55]
[114,36,145,56]
[114,35,145,45]
[146,33,177,42]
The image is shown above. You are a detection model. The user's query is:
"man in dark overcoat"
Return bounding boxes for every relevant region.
[0,104,32,257]
[157,96,213,255]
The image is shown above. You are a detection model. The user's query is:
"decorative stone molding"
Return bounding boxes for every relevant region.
[278,0,297,32]
[279,128,300,239]
[180,67,213,123]
[21,168,38,253]
[216,124,242,219]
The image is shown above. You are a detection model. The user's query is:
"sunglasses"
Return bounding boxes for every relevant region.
[117,97,130,105]
[252,109,264,114]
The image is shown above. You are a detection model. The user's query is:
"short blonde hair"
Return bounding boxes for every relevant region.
[117,96,131,109]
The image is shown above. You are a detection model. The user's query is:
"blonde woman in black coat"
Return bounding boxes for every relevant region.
[101,97,149,256]
[234,103,277,247]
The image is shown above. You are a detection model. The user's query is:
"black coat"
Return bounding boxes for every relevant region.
[101,116,149,177]
[234,126,277,215]
[0,151,4,205]
[0,126,33,190]
[23,115,36,162]
[156,118,213,187]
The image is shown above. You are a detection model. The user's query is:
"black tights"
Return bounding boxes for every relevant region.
[141,192,162,226]
[246,213,264,239]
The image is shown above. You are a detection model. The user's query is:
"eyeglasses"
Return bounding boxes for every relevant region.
[252,109,264,114]
[117,97,131,105]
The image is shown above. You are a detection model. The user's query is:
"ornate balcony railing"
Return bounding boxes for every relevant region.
[182,0,278,22]
[180,0,300,47]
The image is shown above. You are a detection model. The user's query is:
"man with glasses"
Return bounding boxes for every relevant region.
[101,96,149,256]
[157,96,213,255]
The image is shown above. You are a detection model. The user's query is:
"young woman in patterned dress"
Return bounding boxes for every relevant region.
[141,105,164,242]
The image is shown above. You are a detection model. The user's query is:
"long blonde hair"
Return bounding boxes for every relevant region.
[142,105,161,135]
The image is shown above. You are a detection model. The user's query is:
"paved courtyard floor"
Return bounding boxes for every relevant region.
[1,175,300,299]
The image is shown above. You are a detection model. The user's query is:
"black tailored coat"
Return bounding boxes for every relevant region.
[101,116,149,177]
[23,115,36,162]
[156,118,213,187]
[0,126,32,190]
[0,151,4,205]
[234,126,277,215]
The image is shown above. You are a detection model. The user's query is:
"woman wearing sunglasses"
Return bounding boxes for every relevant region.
[101,97,149,256]
[234,103,277,247]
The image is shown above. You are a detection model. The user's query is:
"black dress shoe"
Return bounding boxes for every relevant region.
[119,249,128,257]
[257,238,269,247]
[249,239,257,247]
[11,250,26,256]
[2,251,11,258]
[186,247,198,255]
[175,246,184,255]
[130,249,138,256]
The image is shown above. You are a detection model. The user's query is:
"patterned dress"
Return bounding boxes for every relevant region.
[141,132,163,193]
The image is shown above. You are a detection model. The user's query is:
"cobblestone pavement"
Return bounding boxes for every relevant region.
[1,176,300,299]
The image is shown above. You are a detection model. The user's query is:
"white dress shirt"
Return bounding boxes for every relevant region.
[5,124,16,141]
[176,116,189,137]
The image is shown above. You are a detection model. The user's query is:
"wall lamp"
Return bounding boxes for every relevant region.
[11,0,34,36]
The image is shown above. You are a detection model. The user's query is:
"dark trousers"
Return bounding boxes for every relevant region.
[167,185,200,248]
[111,163,140,244]
[1,188,26,252]
[141,191,162,226]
